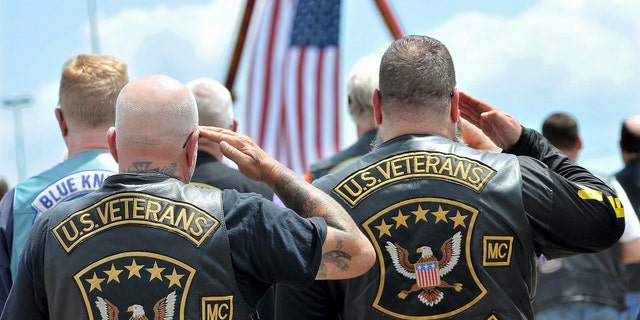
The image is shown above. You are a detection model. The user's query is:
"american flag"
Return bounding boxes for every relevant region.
[416,262,440,287]
[245,0,342,176]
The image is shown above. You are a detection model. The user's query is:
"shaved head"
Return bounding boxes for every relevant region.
[110,74,199,182]
[621,114,640,154]
[116,74,198,148]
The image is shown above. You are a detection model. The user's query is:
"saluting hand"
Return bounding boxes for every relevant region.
[458,91,522,150]
[459,118,502,153]
[198,126,281,188]
[199,127,376,280]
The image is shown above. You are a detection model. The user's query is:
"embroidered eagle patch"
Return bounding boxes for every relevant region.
[385,232,463,306]
[363,197,487,318]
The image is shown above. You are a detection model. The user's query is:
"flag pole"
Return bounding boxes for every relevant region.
[373,0,404,40]
[225,0,257,100]
[86,0,101,53]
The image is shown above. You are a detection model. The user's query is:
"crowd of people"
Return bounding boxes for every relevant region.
[0,34,638,320]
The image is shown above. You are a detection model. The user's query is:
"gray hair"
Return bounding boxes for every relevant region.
[346,56,380,125]
[187,78,234,130]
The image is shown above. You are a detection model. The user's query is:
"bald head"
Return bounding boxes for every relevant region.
[620,115,640,163]
[116,75,197,146]
[109,74,199,182]
[187,78,234,130]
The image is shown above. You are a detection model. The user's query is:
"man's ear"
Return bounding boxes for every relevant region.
[450,88,459,123]
[106,127,118,163]
[231,118,238,132]
[577,135,583,152]
[373,89,383,125]
[186,129,200,167]
[55,108,68,137]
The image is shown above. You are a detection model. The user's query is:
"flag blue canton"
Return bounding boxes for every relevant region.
[417,263,437,271]
[290,0,340,46]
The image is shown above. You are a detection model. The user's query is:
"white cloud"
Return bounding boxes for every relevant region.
[435,0,640,97]
[3,0,245,185]
[94,0,243,81]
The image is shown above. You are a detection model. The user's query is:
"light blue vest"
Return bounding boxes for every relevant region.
[10,151,117,279]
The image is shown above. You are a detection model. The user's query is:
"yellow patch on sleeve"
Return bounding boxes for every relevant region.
[607,195,625,218]
[576,184,603,201]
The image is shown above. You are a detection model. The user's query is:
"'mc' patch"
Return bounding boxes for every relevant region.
[482,236,513,267]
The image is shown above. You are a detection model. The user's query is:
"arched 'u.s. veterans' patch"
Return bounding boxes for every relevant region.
[52,192,219,253]
[333,151,495,207]
[363,197,486,319]
[74,251,196,320]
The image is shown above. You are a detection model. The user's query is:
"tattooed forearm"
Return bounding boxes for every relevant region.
[273,168,361,240]
[273,168,322,218]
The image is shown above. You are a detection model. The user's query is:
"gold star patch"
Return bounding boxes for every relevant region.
[125,259,144,279]
[392,210,410,229]
[146,262,166,282]
[165,268,185,288]
[375,219,393,238]
[450,210,468,229]
[431,205,449,224]
[411,204,429,223]
[103,263,123,284]
[85,272,105,292]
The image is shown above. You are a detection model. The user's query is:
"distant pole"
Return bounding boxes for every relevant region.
[2,96,33,182]
[87,0,101,53]
[225,0,257,101]
[373,0,405,40]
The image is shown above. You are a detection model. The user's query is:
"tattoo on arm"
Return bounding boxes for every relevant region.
[273,167,363,278]
[322,250,352,271]
[317,233,352,278]
[273,168,322,219]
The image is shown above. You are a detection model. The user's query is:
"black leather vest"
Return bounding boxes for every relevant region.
[534,174,627,311]
[534,243,625,311]
[42,174,254,319]
[315,134,535,319]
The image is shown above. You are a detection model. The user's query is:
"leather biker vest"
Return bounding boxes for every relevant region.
[315,134,535,319]
[42,174,254,319]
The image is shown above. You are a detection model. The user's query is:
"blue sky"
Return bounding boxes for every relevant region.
[1,0,639,187]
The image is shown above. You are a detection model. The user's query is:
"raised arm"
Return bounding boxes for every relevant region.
[459,91,624,256]
[458,90,522,150]
[198,126,375,279]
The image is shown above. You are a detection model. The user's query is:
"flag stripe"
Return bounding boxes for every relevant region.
[246,0,342,175]
[332,49,341,150]
[315,50,324,161]
[296,48,307,171]
[257,0,281,147]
